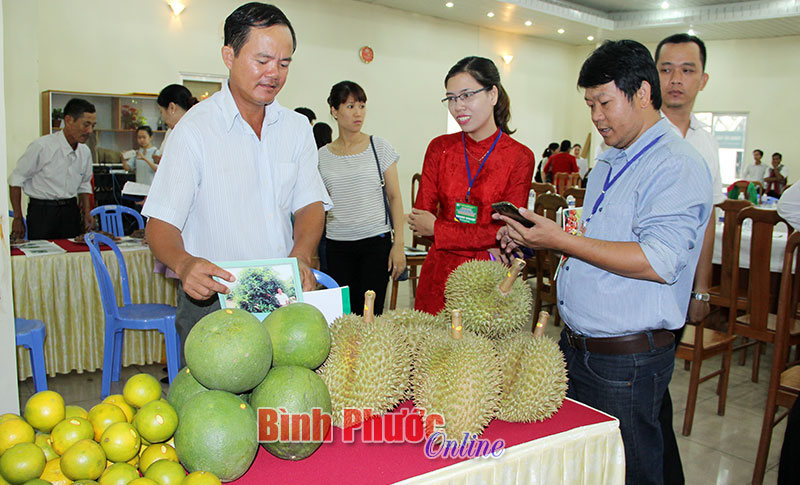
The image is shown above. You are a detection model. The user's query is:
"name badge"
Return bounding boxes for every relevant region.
[454,202,478,224]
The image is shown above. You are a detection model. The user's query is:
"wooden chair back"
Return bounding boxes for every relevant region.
[531,182,555,197]
[532,193,568,327]
[411,172,432,250]
[714,199,754,304]
[553,172,581,196]
[568,173,582,190]
[563,187,586,208]
[732,179,764,197]
[534,193,568,221]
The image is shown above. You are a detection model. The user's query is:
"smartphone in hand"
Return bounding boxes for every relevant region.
[492,201,534,228]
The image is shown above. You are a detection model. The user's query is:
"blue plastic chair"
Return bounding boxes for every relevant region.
[85,232,179,398]
[15,318,48,392]
[8,210,27,240]
[312,269,339,289]
[90,205,144,237]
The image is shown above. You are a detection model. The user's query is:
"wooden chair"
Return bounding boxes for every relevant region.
[531,182,555,198]
[532,194,568,327]
[563,187,585,207]
[729,207,797,383]
[707,199,753,323]
[730,179,764,198]
[409,173,432,297]
[752,231,800,485]
[553,172,581,196]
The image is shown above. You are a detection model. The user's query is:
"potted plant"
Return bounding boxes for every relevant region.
[51,108,63,129]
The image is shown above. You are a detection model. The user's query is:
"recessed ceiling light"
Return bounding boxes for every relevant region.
[445,1,454,7]
[557,28,565,34]
[587,35,594,41]
[487,11,495,18]
[688,28,696,35]
[524,20,532,26]
[661,1,669,9]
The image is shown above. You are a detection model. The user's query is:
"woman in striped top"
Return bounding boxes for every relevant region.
[318,81,406,315]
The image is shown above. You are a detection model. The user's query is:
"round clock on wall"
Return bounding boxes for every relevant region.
[359,46,374,64]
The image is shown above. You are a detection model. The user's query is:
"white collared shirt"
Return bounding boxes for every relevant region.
[8,130,93,199]
[142,81,332,262]
[663,112,725,204]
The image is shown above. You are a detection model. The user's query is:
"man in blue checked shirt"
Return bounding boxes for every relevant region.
[495,40,712,485]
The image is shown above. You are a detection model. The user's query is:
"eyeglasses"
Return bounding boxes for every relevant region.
[441,86,491,106]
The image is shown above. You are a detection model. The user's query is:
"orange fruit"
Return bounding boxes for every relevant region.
[129,478,159,485]
[60,439,106,481]
[23,390,65,433]
[134,401,177,444]
[102,396,135,423]
[65,405,89,420]
[87,404,127,442]
[39,457,71,485]
[0,418,35,455]
[0,442,46,483]
[99,461,140,485]
[143,459,186,485]
[182,470,222,485]
[51,417,94,455]
[123,375,161,409]
[33,432,58,461]
[100,422,140,463]
[138,443,178,473]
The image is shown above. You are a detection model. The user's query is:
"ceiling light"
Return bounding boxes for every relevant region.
[487,11,495,18]
[661,1,669,9]
[445,1,454,7]
[502,55,514,64]
[587,35,594,41]
[557,28,565,34]
[524,20,532,26]
[169,1,185,16]
[688,28,696,35]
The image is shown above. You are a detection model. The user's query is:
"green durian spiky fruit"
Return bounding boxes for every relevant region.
[316,291,412,428]
[411,311,501,440]
[379,308,445,357]
[443,259,532,340]
[495,312,568,422]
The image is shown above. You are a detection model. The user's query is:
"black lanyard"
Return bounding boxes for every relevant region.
[463,130,502,202]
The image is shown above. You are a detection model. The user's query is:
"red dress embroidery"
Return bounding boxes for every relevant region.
[413,129,535,315]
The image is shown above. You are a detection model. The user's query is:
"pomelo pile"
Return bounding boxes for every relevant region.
[1,376,221,485]
[172,305,332,481]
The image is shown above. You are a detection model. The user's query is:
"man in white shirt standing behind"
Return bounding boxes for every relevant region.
[655,33,724,485]
[143,3,331,365]
[743,149,768,182]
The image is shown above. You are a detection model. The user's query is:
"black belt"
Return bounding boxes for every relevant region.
[28,197,77,207]
[565,326,675,355]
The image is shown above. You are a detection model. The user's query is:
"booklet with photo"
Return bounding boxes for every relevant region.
[553,206,584,280]
[213,258,303,321]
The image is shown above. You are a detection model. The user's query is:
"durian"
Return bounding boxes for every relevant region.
[316,291,412,428]
[411,310,502,440]
[495,311,568,422]
[443,258,532,340]
[379,308,445,357]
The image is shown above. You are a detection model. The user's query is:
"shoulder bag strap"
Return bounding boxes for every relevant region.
[370,135,392,227]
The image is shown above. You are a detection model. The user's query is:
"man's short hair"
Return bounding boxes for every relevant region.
[578,40,662,111]
[63,98,95,120]
[224,2,296,56]
[294,107,316,123]
[773,152,783,160]
[655,33,707,71]
[754,149,764,157]
[560,140,571,152]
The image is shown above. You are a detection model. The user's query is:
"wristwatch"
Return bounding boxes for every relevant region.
[691,292,710,302]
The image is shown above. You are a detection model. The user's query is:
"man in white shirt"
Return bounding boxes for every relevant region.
[143,3,331,362]
[742,149,768,182]
[656,32,723,485]
[8,98,96,240]
[571,144,589,178]
[765,152,789,197]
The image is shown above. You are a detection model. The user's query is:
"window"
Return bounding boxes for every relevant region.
[695,112,748,184]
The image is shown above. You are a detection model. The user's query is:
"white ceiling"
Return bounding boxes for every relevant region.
[354,0,800,45]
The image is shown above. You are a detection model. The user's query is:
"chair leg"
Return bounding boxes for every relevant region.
[164,323,180,385]
[682,358,703,436]
[717,345,733,416]
[752,342,762,383]
[112,329,125,383]
[389,280,399,311]
[752,384,779,484]
[101,326,116,399]
[739,337,749,365]
[410,267,418,298]
[553,300,561,327]
[29,343,48,393]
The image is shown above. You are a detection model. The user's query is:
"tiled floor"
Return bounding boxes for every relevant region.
[17,280,790,484]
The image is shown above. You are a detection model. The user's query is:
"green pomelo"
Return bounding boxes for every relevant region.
[250,366,331,461]
[262,303,331,369]
[184,309,272,393]
[174,391,257,482]
[165,367,208,415]
[99,462,140,485]
[143,459,186,485]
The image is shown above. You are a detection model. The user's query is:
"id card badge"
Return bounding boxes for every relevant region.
[454,202,478,224]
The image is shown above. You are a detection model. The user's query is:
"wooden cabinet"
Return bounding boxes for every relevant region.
[41,90,166,164]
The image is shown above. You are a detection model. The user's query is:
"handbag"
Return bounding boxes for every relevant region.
[369,136,408,281]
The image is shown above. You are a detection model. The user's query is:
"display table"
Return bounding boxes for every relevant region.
[232,399,624,485]
[11,239,176,380]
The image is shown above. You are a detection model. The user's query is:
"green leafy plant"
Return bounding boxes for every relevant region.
[51,108,64,120]
[229,267,294,314]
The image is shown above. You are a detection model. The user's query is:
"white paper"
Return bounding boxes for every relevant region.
[121,181,151,197]
[303,287,348,325]
[17,240,67,257]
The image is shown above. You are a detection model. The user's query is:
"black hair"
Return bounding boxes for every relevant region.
[294,107,316,123]
[754,149,764,156]
[63,98,95,120]
[560,139,571,152]
[224,2,296,55]
[655,33,707,71]
[327,81,367,109]
[542,148,553,159]
[137,125,153,136]
[157,84,198,111]
[445,56,515,135]
[578,40,662,110]
[548,142,559,152]
[313,122,333,149]
[573,144,581,149]
[773,152,783,160]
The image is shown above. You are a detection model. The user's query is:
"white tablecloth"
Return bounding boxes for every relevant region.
[712,222,789,273]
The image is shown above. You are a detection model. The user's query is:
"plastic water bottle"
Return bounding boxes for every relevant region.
[527,189,536,210]
[566,195,576,208]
